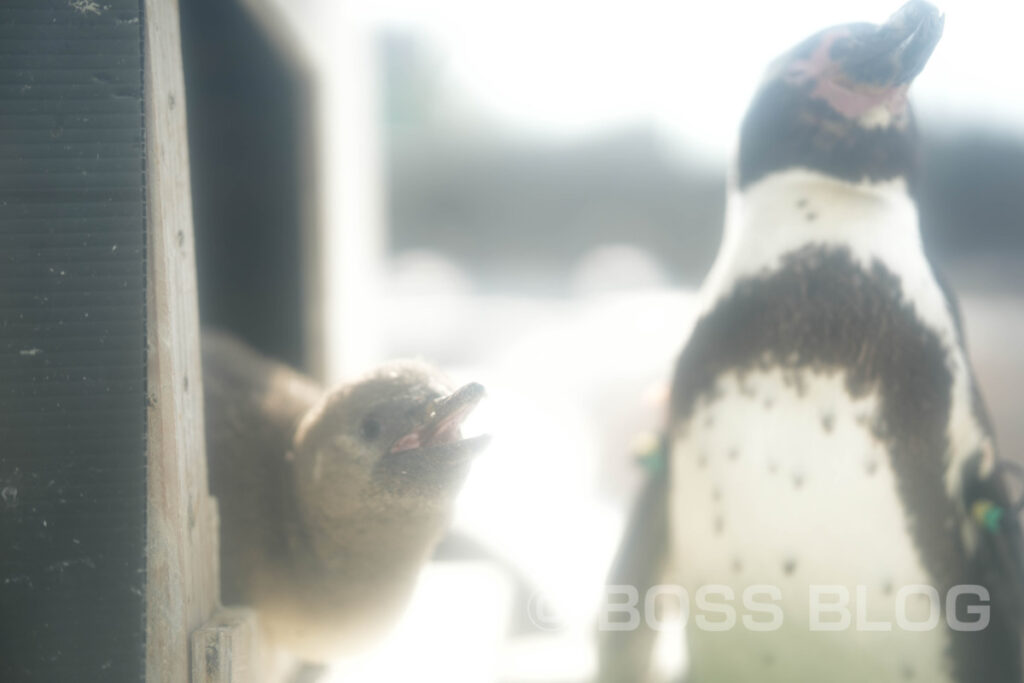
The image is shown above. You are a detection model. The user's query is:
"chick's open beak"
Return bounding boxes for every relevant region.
[372,382,489,489]
[375,382,490,488]
[388,382,486,455]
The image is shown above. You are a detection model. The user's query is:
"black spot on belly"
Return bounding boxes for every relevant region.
[821,413,835,432]
[732,557,743,573]
[792,474,804,489]
[781,368,807,396]
[806,211,818,222]
[714,515,724,535]
[783,558,797,575]
[728,448,739,461]
[866,460,878,476]
[796,198,808,209]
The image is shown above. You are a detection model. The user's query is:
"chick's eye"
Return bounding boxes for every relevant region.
[360,417,381,440]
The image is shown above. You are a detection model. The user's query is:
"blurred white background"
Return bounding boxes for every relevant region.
[362,0,1024,151]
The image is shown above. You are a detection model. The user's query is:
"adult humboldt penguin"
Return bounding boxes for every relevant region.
[600,2,1024,681]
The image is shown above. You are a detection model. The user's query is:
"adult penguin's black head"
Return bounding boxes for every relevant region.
[737,0,944,190]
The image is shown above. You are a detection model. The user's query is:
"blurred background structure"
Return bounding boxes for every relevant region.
[179,1,1024,681]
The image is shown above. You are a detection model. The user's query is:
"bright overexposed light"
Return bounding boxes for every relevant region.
[571,244,670,296]
[361,0,1024,156]
[327,564,511,683]
[374,285,699,681]
[452,382,609,622]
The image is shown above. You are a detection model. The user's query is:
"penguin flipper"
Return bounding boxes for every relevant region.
[930,276,1024,628]
[597,470,670,683]
[960,452,1024,646]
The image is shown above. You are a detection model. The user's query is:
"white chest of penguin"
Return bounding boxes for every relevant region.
[664,171,972,683]
[669,368,956,683]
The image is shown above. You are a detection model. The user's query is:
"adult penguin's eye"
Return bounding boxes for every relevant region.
[360,417,381,441]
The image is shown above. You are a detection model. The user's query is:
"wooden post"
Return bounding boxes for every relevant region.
[142,0,223,680]
[0,1,260,679]
[190,608,262,683]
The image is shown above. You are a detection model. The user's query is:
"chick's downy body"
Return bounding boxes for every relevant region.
[602,3,1024,682]
[202,332,487,665]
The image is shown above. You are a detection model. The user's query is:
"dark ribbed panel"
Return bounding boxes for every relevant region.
[0,1,147,681]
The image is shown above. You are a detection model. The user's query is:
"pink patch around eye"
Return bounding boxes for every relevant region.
[812,79,909,119]
[783,30,908,120]
[784,33,842,85]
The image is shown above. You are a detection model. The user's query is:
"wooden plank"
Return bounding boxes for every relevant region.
[191,608,262,683]
[143,0,220,680]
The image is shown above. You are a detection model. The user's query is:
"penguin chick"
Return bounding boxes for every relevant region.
[602,2,1024,682]
[202,332,489,668]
